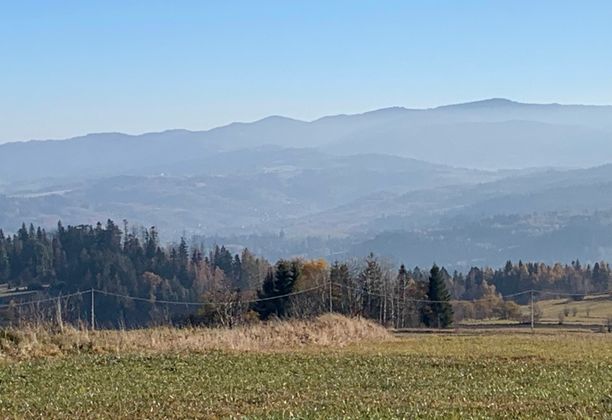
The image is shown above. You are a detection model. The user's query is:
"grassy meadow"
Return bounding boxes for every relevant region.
[0,317,610,418]
[529,294,612,325]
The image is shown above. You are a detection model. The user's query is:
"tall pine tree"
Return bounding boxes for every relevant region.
[360,253,384,321]
[422,264,453,328]
[253,259,300,320]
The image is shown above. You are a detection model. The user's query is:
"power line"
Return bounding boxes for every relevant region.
[95,285,325,306]
[332,283,535,303]
[0,290,87,309]
[0,284,603,310]
[95,289,206,306]
[538,290,601,297]
[501,290,535,298]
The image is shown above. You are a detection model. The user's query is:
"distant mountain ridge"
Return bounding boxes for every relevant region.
[4,98,612,267]
[5,98,611,145]
[2,98,612,179]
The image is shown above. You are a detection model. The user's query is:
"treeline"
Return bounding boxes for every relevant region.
[488,260,611,298]
[0,221,270,326]
[0,221,610,328]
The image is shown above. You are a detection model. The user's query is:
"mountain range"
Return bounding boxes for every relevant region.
[3,98,612,268]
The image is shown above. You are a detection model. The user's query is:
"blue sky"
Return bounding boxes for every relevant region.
[1,1,611,142]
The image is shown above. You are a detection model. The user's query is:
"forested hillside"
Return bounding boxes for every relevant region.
[1,221,609,328]
[0,221,269,326]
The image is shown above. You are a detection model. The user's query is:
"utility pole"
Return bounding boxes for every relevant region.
[90,289,95,331]
[329,279,333,313]
[530,290,534,331]
[56,296,63,333]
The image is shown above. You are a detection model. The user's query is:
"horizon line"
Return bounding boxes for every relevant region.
[2,97,611,145]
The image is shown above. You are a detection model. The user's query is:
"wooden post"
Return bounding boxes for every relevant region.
[329,279,333,313]
[90,289,95,331]
[56,296,63,332]
[530,290,534,330]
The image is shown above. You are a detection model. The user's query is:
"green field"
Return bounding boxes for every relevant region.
[529,294,612,325]
[1,332,610,418]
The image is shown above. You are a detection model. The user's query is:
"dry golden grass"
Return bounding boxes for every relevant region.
[531,294,612,324]
[0,314,392,361]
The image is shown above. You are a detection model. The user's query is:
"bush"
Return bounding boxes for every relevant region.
[452,301,474,322]
[499,301,522,321]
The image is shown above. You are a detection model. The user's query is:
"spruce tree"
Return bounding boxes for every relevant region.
[330,261,351,314]
[253,259,300,320]
[212,245,234,280]
[423,264,453,328]
[359,253,383,321]
[0,241,10,282]
[396,264,409,327]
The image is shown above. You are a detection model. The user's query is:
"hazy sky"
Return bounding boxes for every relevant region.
[1,1,611,142]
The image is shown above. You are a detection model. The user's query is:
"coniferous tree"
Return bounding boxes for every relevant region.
[253,259,300,320]
[330,261,357,315]
[232,254,242,287]
[212,245,234,280]
[423,264,453,328]
[360,253,384,321]
[395,264,410,328]
[144,226,159,260]
[0,239,10,282]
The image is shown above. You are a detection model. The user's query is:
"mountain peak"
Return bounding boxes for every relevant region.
[436,98,522,110]
[254,115,305,124]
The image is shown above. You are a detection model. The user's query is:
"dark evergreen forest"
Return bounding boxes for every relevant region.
[0,220,610,328]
